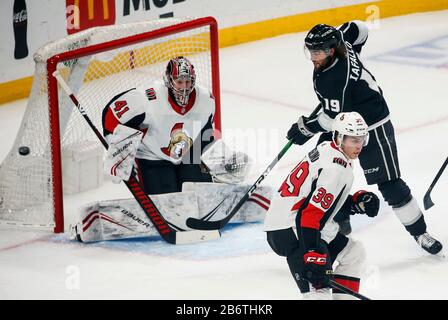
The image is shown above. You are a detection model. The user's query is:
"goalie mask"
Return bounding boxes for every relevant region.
[164,56,196,107]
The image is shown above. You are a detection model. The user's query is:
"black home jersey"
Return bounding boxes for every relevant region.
[313,21,390,127]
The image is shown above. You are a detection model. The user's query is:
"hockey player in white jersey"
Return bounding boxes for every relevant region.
[265,112,379,299]
[102,56,219,194]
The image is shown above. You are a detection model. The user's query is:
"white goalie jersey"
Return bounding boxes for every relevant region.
[102,81,216,164]
[264,141,355,244]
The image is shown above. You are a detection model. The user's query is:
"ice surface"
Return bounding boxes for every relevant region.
[1,10,447,299]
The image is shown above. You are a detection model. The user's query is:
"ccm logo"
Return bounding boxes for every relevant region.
[305,257,326,264]
[364,167,379,174]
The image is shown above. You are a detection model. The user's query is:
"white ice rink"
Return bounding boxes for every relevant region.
[1,11,448,300]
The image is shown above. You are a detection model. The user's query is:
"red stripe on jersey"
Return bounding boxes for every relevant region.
[104,107,120,134]
[291,198,305,212]
[168,88,197,115]
[300,203,325,230]
[334,276,360,293]
[330,141,340,151]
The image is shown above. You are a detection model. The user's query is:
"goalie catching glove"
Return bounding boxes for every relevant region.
[201,139,252,184]
[104,124,143,182]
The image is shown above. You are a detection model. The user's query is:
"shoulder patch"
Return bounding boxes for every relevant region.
[333,157,347,168]
[145,88,156,101]
[308,148,320,162]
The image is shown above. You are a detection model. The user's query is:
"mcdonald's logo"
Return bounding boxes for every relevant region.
[66,0,116,35]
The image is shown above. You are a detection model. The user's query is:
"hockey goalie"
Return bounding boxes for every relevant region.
[70,56,272,242]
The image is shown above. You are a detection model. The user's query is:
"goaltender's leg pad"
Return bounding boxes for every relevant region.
[182,182,273,223]
[75,191,200,243]
[73,181,273,243]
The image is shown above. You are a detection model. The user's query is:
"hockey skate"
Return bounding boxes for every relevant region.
[414,232,443,255]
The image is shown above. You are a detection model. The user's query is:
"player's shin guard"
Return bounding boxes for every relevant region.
[392,196,426,236]
[332,239,366,300]
[378,179,426,236]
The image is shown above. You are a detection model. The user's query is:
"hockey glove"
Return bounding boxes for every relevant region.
[224,152,251,175]
[302,250,332,288]
[351,191,379,217]
[287,110,328,145]
[202,139,252,184]
[287,116,314,145]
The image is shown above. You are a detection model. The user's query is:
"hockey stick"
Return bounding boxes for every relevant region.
[423,156,448,210]
[329,279,370,300]
[186,105,322,230]
[53,70,220,245]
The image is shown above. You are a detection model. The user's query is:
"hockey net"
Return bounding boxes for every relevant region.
[0,17,221,233]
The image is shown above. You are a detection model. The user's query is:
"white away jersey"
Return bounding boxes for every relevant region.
[264,141,354,244]
[102,81,215,164]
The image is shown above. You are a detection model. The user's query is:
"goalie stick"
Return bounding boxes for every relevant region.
[53,70,220,245]
[186,105,322,230]
[423,155,448,210]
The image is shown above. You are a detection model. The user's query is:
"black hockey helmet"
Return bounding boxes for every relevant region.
[304,24,343,51]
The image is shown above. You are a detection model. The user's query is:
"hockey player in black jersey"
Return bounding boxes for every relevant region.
[287,21,442,254]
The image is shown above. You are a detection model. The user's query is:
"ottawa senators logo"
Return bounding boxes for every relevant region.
[161,123,193,159]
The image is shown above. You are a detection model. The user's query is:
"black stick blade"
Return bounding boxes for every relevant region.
[186,217,223,230]
[423,192,434,210]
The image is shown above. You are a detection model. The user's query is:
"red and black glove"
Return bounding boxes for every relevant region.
[334,190,380,222]
[302,250,332,288]
[351,190,379,217]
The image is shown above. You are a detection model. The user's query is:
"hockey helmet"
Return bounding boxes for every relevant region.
[305,24,343,51]
[304,24,343,60]
[164,56,196,106]
[332,112,369,147]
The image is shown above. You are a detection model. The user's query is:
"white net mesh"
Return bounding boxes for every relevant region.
[0,17,218,230]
